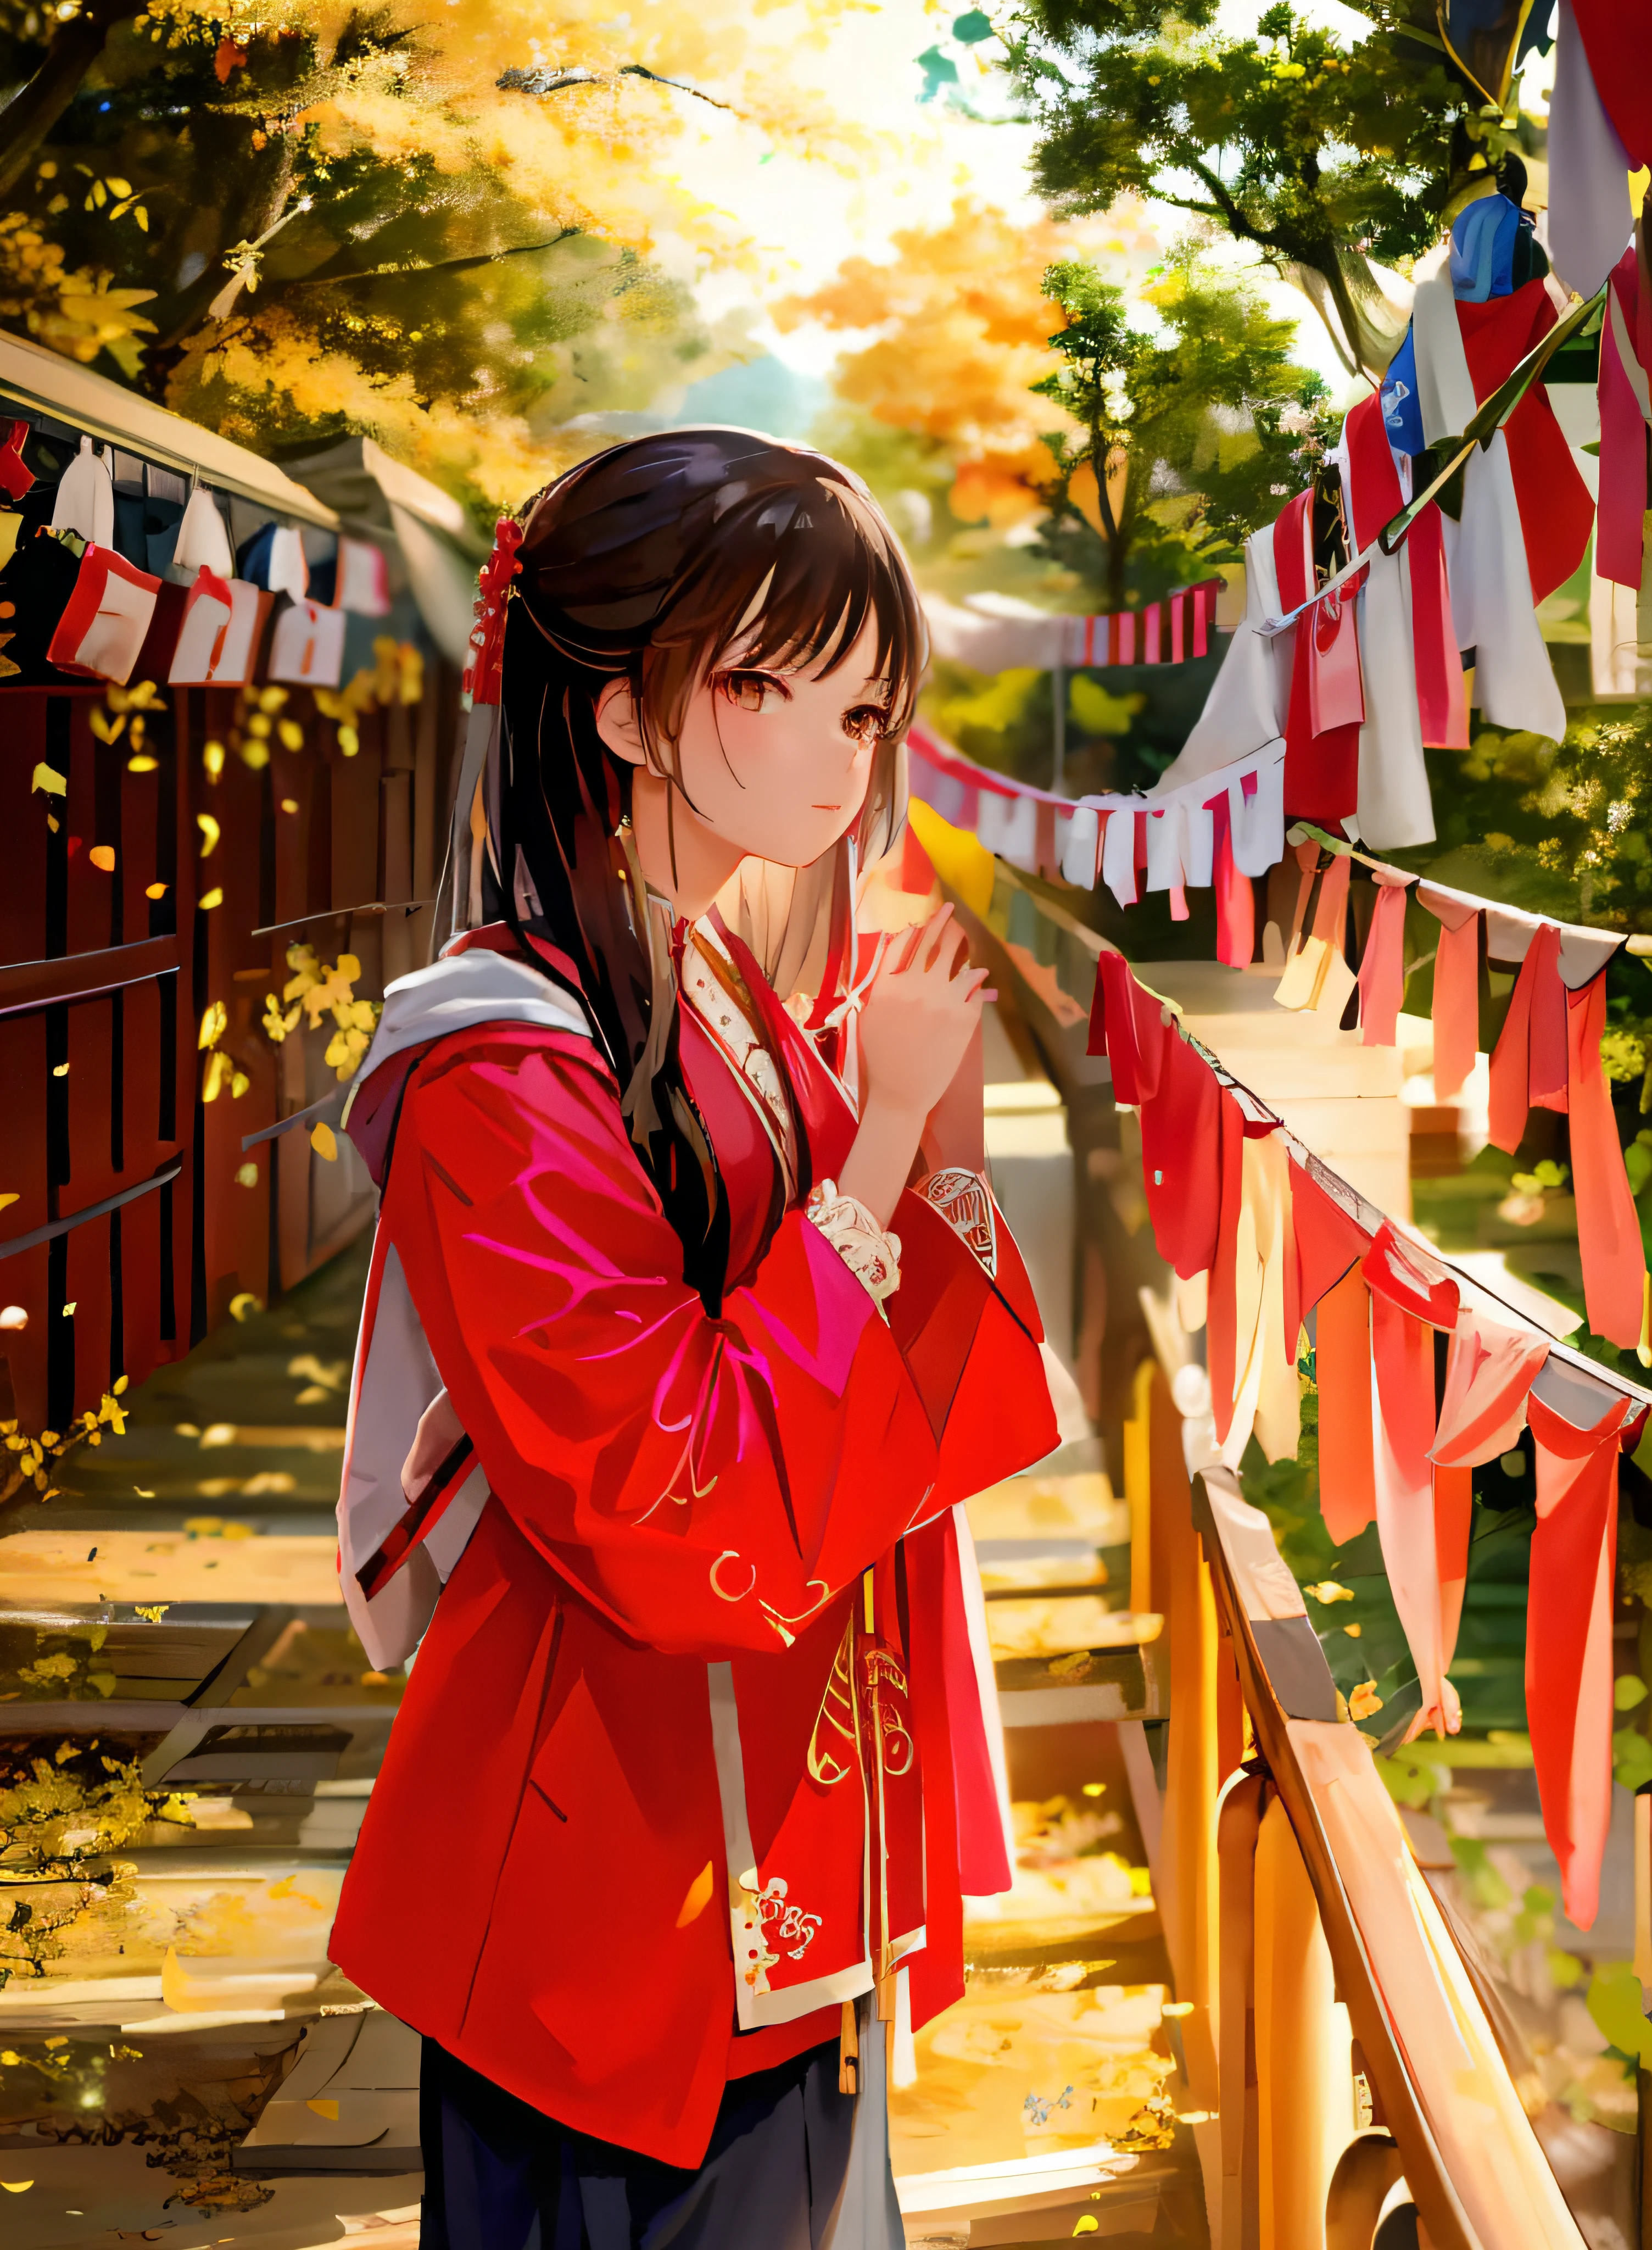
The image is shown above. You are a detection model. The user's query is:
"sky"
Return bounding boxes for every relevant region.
[656,0,1562,420]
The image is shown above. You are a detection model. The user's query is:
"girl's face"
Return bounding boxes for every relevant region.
[600,619,893,872]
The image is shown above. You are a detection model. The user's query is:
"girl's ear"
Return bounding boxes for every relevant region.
[595,677,647,767]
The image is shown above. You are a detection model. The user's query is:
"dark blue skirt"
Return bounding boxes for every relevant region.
[418,2017,904,2250]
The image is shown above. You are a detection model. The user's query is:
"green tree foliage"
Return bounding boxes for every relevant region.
[1032,244,1333,607]
[1003,0,1530,377]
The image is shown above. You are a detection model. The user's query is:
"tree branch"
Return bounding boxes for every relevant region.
[498,62,734,112]
[0,0,144,199]
[1180,156,1380,376]
[281,229,580,291]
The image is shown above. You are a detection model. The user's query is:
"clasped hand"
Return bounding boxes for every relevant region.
[836,905,989,1228]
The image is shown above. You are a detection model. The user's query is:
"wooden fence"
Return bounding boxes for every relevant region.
[1,655,462,1440]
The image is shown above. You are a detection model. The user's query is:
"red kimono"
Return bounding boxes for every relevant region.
[328,922,1056,2167]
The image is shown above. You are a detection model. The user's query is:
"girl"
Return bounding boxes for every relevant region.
[328,431,1057,2249]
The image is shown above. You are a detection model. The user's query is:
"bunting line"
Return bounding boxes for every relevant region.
[987,855,1652,1413]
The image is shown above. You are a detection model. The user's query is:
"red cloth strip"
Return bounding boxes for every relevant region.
[1305,567,1368,737]
[1357,878,1410,1048]
[0,418,34,500]
[1570,0,1652,167]
[1344,390,1466,748]
[1209,798,1254,970]
[1275,492,1359,829]
[1427,901,1481,1102]
[1567,969,1650,1349]
[1312,1269,1377,1546]
[1458,286,1594,607]
[1371,1292,1454,1735]
[1487,922,1562,1152]
[1435,1463,1474,1674]
[1598,250,1648,592]
[1343,392,1399,553]
[1205,1089,1248,1450]
[1431,1311,1548,1468]
[1140,1023,1224,1279]
[1361,1218,1460,1331]
[1406,502,1469,748]
[1526,1383,1636,1929]
[1291,1161,1372,1331]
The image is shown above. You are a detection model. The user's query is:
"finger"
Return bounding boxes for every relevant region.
[874,924,920,979]
[914,902,956,970]
[920,918,969,979]
[940,926,974,982]
[901,912,944,968]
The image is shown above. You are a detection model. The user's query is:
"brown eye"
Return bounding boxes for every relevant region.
[718,670,789,714]
[842,705,890,748]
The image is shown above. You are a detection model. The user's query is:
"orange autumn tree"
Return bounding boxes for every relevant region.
[777,196,1159,526]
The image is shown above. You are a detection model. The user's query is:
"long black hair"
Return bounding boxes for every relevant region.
[485,428,925,1300]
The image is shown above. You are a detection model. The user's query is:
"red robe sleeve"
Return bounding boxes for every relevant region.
[384,1027,1004,1662]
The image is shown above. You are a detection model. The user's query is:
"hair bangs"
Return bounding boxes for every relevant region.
[700,478,924,738]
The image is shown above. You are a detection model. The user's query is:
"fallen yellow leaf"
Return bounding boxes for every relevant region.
[30,761,65,796]
[311,1121,338,1161]
[89,844,115,872]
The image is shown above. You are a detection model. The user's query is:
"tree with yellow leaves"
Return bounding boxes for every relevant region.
[777,196,1155,528]
[0,0,887,515]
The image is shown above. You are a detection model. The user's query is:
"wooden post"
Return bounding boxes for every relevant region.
[1254,1793,1350,2249]
[1218,1770,1266,2250]
[1151,1362,1220,2109]
[1125,1354,1156,1614]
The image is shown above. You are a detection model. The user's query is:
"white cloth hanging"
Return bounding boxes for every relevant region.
[1332,427,1436,851]
[1547,0,1634,298]
[267,523,310,603]
[51,435,114,548]
[1061,803,1101,887]
[1411,277,1568,744]
[1225,745,1287,877]
[173,484,235,577]
[1153,527,1287,788]
[1101,804,1140,906]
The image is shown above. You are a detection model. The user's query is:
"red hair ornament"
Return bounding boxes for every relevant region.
[464,516,524,705]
